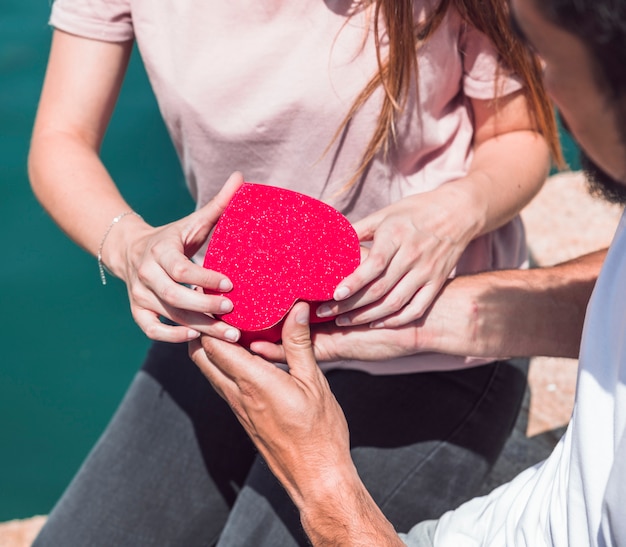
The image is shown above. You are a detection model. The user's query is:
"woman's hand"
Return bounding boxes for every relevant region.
[104,172,245,343]
[317,92,550,330]
[316,185,480,329]
[28,31,244,344]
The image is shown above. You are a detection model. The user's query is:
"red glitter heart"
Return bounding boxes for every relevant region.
[203,183,360,344]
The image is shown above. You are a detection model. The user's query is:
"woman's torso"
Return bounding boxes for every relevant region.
[50,0,527,372]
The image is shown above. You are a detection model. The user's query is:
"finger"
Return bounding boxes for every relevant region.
[194,171,245,227]
[180,172,245,252]
[328,240,399,304]
[309,325,410,361]
[162,303,241,342]
[333,271,423,326]
[132,307,201,342]
[188,337,234,400]
[200,330,274,386]
[359,245,370,262]
[280,302,319,379]
[159,251,233,293]
[176,172,244,277]
[130,285,240,341]
[352,212,381,242]
[249,340,287,362]
[373,281,443,328]
[251,324,337,364]
[319,258,421,320]
[136,263,234,316]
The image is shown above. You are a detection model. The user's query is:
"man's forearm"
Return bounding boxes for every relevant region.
[255,251,605,370]
[424,249,606,359]
[296,466,404,547]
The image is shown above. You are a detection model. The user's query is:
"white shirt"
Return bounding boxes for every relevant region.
[411,209,626,546]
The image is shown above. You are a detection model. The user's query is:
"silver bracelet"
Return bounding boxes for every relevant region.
[97,211,142,285]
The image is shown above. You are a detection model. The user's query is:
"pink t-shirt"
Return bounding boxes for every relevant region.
[50,0,526,374]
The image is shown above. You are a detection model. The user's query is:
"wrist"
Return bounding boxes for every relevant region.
[295,459,360,509]
[416,275,486,356]
[99,211,149,284]
[426,267,587,359]
[430,181,485,245]
[297,463,402,546]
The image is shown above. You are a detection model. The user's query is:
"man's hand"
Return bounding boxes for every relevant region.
[251,251,604,365]
[251,277,481,365]
[188,302,403,546]
[189,302,353,507]
[250,320,430,363]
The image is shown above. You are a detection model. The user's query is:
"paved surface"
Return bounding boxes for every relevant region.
[1,171,624,545]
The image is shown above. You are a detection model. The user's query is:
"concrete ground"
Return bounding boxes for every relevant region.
[1,171,623,546]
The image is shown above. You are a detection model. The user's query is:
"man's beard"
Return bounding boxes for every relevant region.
[559,111,626,206]
[580,150,626,206]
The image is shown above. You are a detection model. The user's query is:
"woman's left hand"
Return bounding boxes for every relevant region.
[316,92,552,330]
[316,185,479,328]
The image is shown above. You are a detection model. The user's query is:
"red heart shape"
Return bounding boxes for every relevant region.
[203,183,360,344]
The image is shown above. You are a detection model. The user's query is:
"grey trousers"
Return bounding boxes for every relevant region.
[34,341,527,546]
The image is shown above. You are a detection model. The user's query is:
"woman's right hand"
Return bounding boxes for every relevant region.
[103,172,245,343]
[27,32,242,343]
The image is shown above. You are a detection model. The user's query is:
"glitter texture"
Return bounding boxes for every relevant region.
[203,183,360,343]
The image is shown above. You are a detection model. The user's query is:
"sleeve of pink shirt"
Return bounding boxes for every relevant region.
[49,0,133,42]
[459,20,523,100]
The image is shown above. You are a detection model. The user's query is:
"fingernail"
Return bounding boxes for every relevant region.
[316,305,332,318]
[334,286,351,300]
[370,321,384,329]
[219,298,233,313]
[219,278,233,291]
[335,316,350,326]
[188,329,200,339]
[295,308,309,325]
[224,328,240,342]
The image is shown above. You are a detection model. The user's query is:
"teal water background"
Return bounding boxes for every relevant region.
[1,1,581,521]
[1,1,193,520]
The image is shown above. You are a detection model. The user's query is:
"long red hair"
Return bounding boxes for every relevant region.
[334,0,563,188]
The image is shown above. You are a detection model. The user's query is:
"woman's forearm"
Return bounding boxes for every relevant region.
[458,129,550,237]
[30,31,244,343]
[435,92,551,245]
[29,130,142,258]
[28,31,149,273]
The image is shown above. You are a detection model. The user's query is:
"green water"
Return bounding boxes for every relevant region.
[1,2,581,521]
[1,1,193,520]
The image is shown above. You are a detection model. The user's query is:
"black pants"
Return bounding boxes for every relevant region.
[34,341,527,546]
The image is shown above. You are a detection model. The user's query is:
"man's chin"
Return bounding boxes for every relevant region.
[580,152,626,206]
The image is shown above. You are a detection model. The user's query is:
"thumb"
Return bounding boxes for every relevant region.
[185,172,244,247]
[352,212,378,242]
[196,171,245,225]
[281,302,318,378]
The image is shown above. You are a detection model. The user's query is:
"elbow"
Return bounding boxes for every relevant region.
[27,132,50,207]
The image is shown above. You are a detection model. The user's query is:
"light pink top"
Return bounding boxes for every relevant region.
[50,0,526,374]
